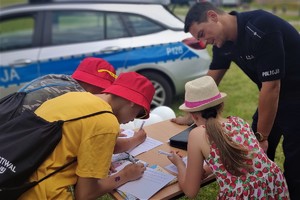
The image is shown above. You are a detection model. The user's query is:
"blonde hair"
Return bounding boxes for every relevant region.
[199,103,251,176]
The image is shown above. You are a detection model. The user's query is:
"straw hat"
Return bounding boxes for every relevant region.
[72,57,116,89]
[179,76,227,112]
[102,72,155,119]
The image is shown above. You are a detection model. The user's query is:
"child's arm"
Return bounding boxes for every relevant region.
[202,163,213,180]
[168,127,207,199]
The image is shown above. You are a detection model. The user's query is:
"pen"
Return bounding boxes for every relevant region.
[158,150,173,157]
[139,121,146,131]
[126,152,137,164]
[128,154,136,164]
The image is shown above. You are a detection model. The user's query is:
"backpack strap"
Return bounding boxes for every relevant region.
[36,159,77,184]
[63,110,113,123]
[0,159,78,197]
[38,111,113,183]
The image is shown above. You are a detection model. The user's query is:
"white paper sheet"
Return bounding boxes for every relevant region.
[121,129,135,138]
[164,156,207,174]
[120,129,163,156]
[117,167,176,199]
[164,156,188,174]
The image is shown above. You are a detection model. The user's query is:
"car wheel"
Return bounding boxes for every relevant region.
[141,71,173,108]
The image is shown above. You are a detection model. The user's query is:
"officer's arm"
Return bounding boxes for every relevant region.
[207,69,227,85]
[257,79,280,150]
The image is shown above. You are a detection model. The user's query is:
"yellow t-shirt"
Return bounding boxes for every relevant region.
[19,92,119,200]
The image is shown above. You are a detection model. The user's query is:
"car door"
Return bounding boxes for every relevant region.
[0,11,43,98]
[37,9,131,76]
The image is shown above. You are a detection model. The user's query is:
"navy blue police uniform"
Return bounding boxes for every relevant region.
[209,10,300,199]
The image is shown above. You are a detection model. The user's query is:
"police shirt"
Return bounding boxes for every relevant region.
[210,10,300,95]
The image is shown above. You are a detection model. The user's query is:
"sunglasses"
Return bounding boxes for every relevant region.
[136,108,147,119]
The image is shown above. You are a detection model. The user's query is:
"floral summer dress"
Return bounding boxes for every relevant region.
[205,116,289,199]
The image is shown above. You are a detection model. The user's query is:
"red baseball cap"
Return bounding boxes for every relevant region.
[102,72,155,119]
[72,57,116,89]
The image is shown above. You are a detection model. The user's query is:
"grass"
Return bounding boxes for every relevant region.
[0,0,26,7]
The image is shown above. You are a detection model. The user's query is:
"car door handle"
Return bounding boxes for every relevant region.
[100,46,121,54]
[10,59,32,67]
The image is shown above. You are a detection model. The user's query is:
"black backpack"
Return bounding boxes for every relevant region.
[0,92,27,125]
[0,109,113,199]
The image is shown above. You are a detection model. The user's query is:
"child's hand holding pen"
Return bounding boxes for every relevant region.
[126,152,148,167]
[160,151,185,168]
[158,150,184,167]
[131,121,147,146]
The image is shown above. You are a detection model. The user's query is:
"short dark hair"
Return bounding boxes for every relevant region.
[184,2,224,33]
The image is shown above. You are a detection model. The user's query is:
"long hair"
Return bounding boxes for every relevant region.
[200,103,251,176]
[184,2,225,33]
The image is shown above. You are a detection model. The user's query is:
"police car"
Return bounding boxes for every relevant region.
[0,0,211,107]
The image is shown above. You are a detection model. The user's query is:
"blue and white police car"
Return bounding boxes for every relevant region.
[0,0,211,107]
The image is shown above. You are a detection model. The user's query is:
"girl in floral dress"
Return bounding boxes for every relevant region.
[168,76,289,199]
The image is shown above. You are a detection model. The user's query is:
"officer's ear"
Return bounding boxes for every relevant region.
[207,10,218,23]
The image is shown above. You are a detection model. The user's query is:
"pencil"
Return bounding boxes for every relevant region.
[139,121,146,131]
[158,150,173,157]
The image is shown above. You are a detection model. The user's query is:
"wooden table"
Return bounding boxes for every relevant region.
[110,120,215,200]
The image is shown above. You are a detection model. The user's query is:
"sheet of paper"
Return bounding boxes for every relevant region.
[164,156,188,174]
[117,167,176,200]
[112,160,131,172]
[121,129,135,138]
[120,129,163,156]
[164,156,207,174]
[149,164,178,185]
[116,190,137,200]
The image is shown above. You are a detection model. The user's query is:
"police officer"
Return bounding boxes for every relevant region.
[175,2,300,199]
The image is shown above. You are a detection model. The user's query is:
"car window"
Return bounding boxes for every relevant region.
[106,13,129,39]
[51,11,105,45]
[123,14,165,36]
[0,15,35,52]
[48,10,165,45]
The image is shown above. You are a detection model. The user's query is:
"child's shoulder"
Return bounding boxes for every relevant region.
[224,116,252,129]
[226,116,247,123]
[191,125,206,133]
[189,125,207,139]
